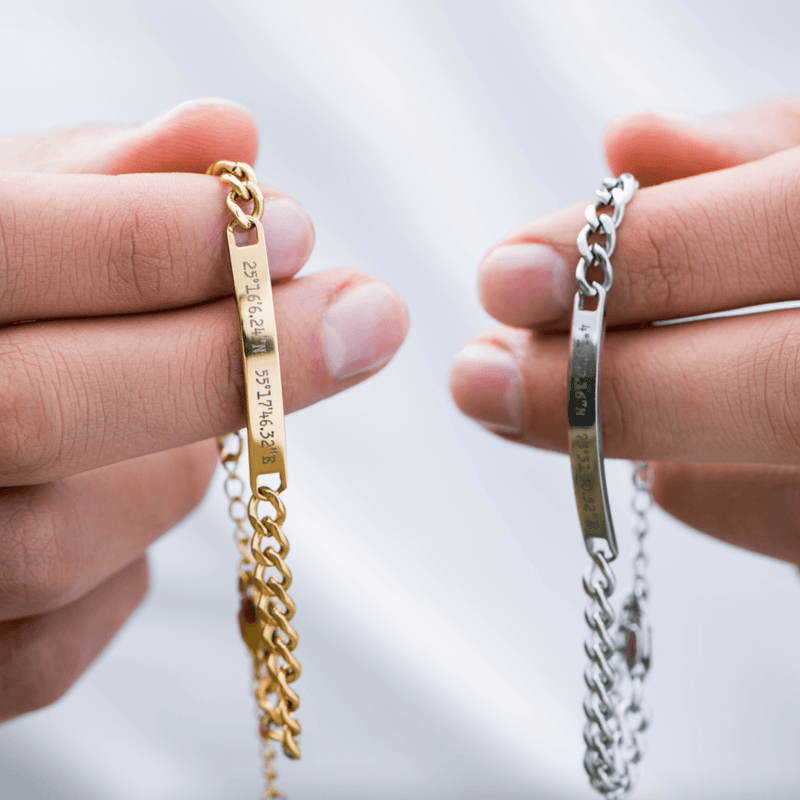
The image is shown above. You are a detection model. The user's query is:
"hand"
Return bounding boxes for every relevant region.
[0,99,408,720]
[450,98,800,566]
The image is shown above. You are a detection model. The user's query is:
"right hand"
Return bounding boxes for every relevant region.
[0,99,408,721]
[450,97,800,567]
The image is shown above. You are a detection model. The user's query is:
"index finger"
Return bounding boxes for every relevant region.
[478,147,800,330]
[0,172,314,323]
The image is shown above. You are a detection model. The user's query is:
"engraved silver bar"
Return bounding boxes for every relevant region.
[568,285,617,560]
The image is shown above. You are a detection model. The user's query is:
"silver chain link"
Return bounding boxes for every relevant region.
[575,175,653,799]
[582,463,653,799]
[630,462,654,603]
[575,174,637,298]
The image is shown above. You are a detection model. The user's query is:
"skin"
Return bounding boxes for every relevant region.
[450,98,800,567]
[8,95,800,723]
[0,99,408,720]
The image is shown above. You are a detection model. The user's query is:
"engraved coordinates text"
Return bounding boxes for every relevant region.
[242,259,278,467]
[242,259,268,355]
[572,432,601,536]
[571,326,593,418]
[255,368,278,466]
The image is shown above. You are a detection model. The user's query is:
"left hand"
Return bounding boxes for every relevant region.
[450,98,800,566]
[0,98,409,722]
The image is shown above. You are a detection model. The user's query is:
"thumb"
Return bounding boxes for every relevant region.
[604,97,800,186]
[0,98,259,175]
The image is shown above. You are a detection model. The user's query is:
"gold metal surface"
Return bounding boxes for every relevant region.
[227,220,288,494]
[249,487,301,759]
[210,160,300,798]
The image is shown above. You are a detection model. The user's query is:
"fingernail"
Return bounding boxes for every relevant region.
[451,342,524,434]
[480,243,574,323]
[260,197,314,279]
[323,283,408,379]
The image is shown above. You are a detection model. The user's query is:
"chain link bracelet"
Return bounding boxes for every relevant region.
[568,175,653,799]
[209,161,300,800]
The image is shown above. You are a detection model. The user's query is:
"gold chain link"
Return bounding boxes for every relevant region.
[208,160,265,230]
[211,158,300,799]
[248,486,301,759]
[219,433,287,799]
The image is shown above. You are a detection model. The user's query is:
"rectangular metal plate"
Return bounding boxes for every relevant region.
[227,219,287,493]
[568,288,616,558]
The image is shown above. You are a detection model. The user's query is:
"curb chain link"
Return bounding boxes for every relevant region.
[578,176,652,799]
[208,160,265,230]
[219,432,298,799]
[576,174,637,297]
[211,158,300,798]
[248,486,302,760]
[219,433,286,799]
[582,463,653,799]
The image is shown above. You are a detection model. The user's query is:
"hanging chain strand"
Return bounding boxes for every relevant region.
[581,463,653,800]
[219,433,286,800]
[210,160,300,798]
[248,486,302,760]
[622,462,654,764]
[583,551,629,798]
[630,463,654,605]
[572,175,652,799]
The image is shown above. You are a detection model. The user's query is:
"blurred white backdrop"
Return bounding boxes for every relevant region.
[0,2,799,799]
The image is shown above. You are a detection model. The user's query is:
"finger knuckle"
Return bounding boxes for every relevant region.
[0,483,80,618]
[600,346,650,458]
[0,620,79,718]
[0,334,61,482]
[0,195,22,313]
[99,178,189,309]
[599,372,628,456]
[763,162,800,296]
[754,318,800,460]
[630,192,743,313]
[624,204,686,311]
[174,306,244,433]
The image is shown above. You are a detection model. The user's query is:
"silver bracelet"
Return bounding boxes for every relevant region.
[568,175,653,799]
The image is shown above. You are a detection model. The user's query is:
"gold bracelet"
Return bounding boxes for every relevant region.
[208,161,300,799]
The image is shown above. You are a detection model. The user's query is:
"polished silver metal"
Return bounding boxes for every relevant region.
[569,284,616,560]
[569,175,653,799]
[575,174,637,296]
[581,465,653,800]
[569,173,638,560]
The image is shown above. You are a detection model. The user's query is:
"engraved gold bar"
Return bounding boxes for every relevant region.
[568,285,617,560]
[227,219,287,494]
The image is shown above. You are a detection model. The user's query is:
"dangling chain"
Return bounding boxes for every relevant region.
[219,434,282,798]
[210,161,301,799]
[568,175,652,798]
[582,462,653,799]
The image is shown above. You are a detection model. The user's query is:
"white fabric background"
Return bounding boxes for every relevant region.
[0,2,799,798]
